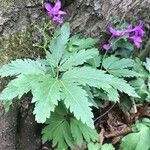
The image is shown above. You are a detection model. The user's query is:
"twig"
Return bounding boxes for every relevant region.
[94,104,116,123]
[105,127,131,138]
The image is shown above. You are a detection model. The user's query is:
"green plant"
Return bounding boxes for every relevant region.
[121,118,150,150]
[88,143,115,150]
[0,23,141,149]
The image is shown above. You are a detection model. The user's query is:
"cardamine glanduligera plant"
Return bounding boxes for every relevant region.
[0,23,141,149]
[0,1,149,149]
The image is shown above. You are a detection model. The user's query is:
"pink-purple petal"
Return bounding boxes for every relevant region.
[130,35,142,48]
[109,27,126,37]
[103,44,110,50]
[53,0,61,12]
[44,2,52,11]
[58,10,67,15]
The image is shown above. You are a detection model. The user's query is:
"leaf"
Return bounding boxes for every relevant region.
[0,59,46,77]
[60,80,94,128]
[46,51,57,67]
[83,86,98,108]
[0,75,39,100]
[59,48,99,71]
[105,88,120,102]
[110,77,139,98]
[63,67,138,99]
[102,56,141,77]
[133,58,149,78]
[144,58,150,72]
[130,78,149,102]
[87,55,101,68]
[101,144,115,150]
[70,119,98,146]
[42,104,99,150]
[108,69,141,77]
[49,23,70,65]
[67,35,98,52]
[88,143,101,150]
[121,119,150,150]
[42,104,75,150]
[32,76,61,123]
[87,143,115,150]
[62,67,112,90]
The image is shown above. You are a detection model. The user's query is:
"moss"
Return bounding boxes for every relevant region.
[0,29,38,66]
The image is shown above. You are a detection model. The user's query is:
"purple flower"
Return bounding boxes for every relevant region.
[109,27,126,37]
[129,35,142,48]
[103,44,110,50]
[44,0,66,24]
[130,20,145,37]
[128,21,145,48]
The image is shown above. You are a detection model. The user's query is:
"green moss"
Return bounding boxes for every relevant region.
[0,30,37,65]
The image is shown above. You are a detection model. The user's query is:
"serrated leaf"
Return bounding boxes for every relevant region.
[88,143,101,150]
[144,58,150,72]
[103,56,134,69]
[102,56,141,77]
[121,120,150,150]
[46,51,57,67]
[87,143,115,150]
[109,69,141,77]
[59,48,99,71]
[87,55,101,68]
[133,58,149,77]
[101,144,115,150]
[62,66,138,99]
[67,36,98,52]
[60,80,94,128]
[42,104,98,150]
[83,86,98,108]
[110,77,139,98]
[49,23,70,65]
[62,67,112,90]
[0,75,39,100]
[130,78,149,102]
[71,119,98,146]
[105,88,120,102]
[42,105,75,150]
[0,59,46,77]
[32,76,61,123]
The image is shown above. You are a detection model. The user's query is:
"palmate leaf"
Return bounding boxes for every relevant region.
[42,104,75,150]
[42,104,99,150]
[102,56,141,77]
[49,23,70,65]
[59,48,99,71]
[60,80,94,128]
[0,59,46,77]
[62,67,139,101]
[31,76,61,123]
[121,119,150,150]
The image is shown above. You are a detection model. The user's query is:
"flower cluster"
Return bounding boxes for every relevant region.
[44,0,66,24]
[103,21,145,50]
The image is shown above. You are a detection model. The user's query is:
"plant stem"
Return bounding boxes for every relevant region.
[100,51,108,70]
